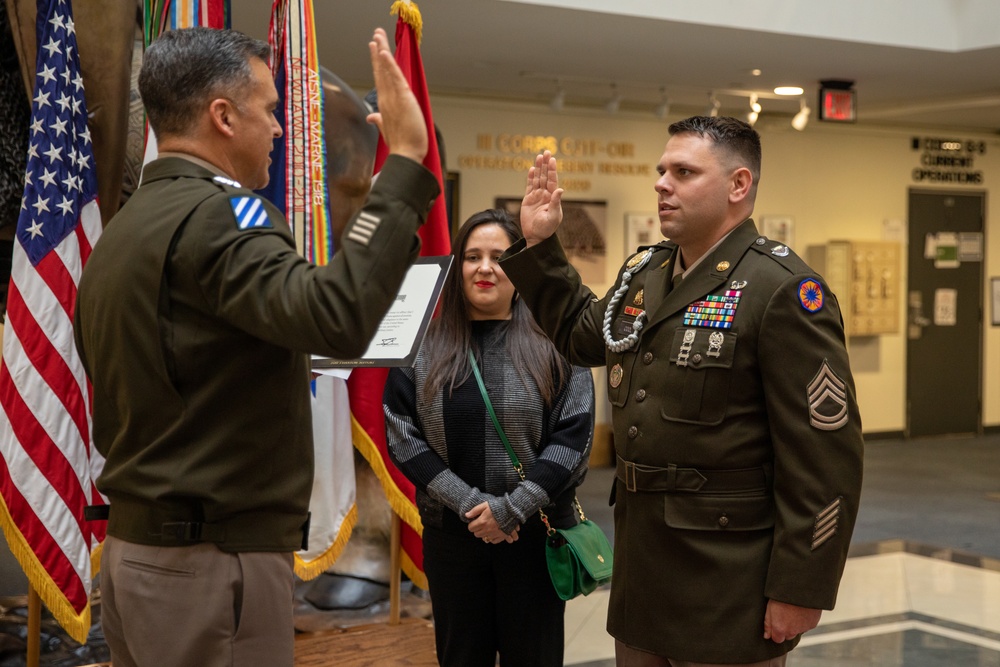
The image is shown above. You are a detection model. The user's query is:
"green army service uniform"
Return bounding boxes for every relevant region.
[74,154,439,551]
[500,218,864,663]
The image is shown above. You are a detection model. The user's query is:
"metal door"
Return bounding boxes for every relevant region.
[906,190,984,437]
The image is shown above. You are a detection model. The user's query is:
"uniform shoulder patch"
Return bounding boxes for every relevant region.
[798,278,824,313]
[229,196,272,231]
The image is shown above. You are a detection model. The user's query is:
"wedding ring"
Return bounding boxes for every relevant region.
[483,537,490,543]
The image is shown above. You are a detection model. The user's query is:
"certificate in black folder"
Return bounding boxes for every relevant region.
[311,256,452,368]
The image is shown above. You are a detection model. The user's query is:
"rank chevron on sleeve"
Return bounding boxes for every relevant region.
[230,196,272,230]
[807,360,849,430]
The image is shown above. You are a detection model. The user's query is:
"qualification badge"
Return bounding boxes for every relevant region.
[609,364,623,388]
[798,279,825,313]
[633,289,644,306]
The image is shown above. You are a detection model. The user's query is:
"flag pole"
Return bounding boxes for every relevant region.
[389,513,402,624]
[27,584,41,667]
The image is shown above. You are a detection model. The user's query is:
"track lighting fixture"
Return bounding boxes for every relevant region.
[792,98,811,131]
[604,85,622,114]
[654,87,670,120]
[550,88,565,112]
[706,92,721,118]
[747,93,761,126]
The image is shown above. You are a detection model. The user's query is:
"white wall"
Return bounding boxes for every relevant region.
[431,96,1000,433]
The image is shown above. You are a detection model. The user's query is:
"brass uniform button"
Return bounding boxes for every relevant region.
[692,353,702,364]
[643,352,654,364]
[635,389,647,402]
[718,514,730,528]
[627,426,638,439]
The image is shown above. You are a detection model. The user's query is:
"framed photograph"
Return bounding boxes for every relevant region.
[760,215,795,249]
[624,212,661,258]
[992,277,1000,326]
[495,197,607,285]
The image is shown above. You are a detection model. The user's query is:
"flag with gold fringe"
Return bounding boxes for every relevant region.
[0,0,104,643]
[260,0,357,580]
[349,0,450,590]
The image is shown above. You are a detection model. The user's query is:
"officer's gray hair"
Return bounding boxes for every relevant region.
[139,27,271,137]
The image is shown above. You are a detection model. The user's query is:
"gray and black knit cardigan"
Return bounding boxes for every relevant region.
[384,320,595,535]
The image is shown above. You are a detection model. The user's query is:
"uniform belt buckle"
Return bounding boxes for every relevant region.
[162,521,201,542]
[625,462,637,492]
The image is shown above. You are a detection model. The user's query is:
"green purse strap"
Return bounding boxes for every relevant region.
[467,348,586,533]
[468,349,524,479]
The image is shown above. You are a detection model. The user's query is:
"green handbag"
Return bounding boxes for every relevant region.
[468,350,614,601]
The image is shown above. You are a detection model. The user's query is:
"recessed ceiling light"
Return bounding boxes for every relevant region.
[750,69,762,77]
[774,86,804,96]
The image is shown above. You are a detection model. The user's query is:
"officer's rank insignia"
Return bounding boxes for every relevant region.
[230,196,272,230]
[811,497,842,550]
[633,289,644,306]
[807,360,849,431]
[609,364,623,388]
[771,245,790,257]
[213,175,242,188]
[683,290,741,328]
[627,249,651,270]
[798,279,824,313]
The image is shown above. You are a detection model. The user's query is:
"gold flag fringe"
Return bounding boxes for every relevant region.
[390,0,423,45]
[0,495,92,644]
[352,415,424,535]
[294,503,359,581]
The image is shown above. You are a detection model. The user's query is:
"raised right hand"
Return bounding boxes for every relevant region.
[520,151,564,247]
[366,28,428,163]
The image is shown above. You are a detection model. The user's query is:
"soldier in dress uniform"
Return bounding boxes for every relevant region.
[73,27,438,667]
[500,116,864,667]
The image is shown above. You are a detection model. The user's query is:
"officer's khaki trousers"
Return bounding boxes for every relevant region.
[100,536,295,667]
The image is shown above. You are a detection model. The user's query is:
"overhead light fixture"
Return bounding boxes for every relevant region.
[747,93,761,126]
[706,92,721,118]
[774,86,804,96]
[654,87,670,120]
[792,98,811,131]
[604,85,622,114]
[550,88,565,112]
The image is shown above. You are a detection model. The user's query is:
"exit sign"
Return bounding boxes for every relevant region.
[819,88,856,122]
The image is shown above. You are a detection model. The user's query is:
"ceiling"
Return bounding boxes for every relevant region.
[232,0,1000,134]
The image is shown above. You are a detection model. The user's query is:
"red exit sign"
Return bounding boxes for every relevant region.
[820,88,856,122]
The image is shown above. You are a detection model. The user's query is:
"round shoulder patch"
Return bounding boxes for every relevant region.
[798,279,824,313]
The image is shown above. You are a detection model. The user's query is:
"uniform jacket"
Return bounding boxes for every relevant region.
[500,218,864,663]
[74,155,439,552]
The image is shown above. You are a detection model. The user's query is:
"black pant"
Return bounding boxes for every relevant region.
[423,520,565,667]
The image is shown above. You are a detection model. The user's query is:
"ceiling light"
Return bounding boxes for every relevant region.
[550,88,565,112]
[792,98,811,131]
[706,92,721,118]
[654,87,670,120]
[604,85,622,114]
[749,93,762,114]
[774,86,804,96]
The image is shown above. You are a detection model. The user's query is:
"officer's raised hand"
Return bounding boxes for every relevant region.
[520,150,564,247]
[366,28,428,163]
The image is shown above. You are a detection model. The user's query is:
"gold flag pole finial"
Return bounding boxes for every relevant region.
[390,0,423,45]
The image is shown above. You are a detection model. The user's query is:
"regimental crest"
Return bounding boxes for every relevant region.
[807,360,849,430]
[798,279,824,313]
[229,196,272,230]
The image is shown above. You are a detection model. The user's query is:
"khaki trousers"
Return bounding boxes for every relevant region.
[100,536,295,667]
[616,640,788,667]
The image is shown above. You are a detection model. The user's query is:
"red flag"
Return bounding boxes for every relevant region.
[349,0,449,588]
[0,0,105,643]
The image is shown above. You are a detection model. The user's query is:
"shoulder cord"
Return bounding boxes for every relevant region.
[602,249,653,353]
[467,349,585,534]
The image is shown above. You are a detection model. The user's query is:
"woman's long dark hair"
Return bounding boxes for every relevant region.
[421,208,566,407]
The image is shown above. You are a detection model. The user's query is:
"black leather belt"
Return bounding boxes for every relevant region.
[616,456,769,493]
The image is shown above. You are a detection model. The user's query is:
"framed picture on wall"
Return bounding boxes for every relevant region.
[992,277,1000,326]
[761,215,796,249]
[496,197,607,285]
[624,212,661,259]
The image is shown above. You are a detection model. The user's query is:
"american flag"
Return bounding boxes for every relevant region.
[0,0,105,644]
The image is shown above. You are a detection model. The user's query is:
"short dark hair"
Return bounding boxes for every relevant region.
[139,27,270,137]
[669,116,761,192]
